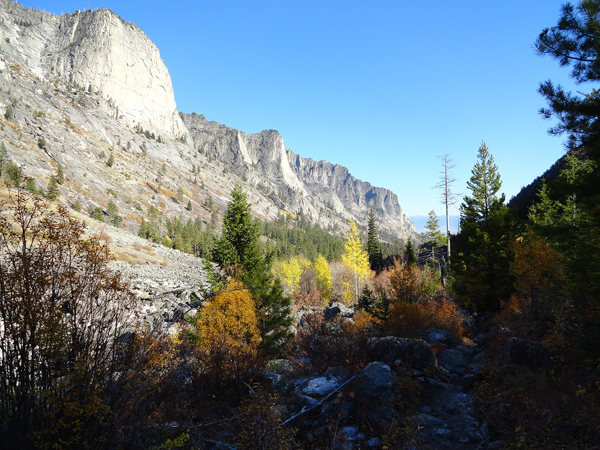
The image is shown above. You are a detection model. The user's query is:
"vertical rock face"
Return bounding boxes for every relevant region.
[0,0,186,137]
[183,113,417,238]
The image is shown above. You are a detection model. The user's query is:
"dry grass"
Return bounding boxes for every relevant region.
[132,241,155,254]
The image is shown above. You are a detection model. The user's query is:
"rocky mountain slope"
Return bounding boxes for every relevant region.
[0,0,416,242]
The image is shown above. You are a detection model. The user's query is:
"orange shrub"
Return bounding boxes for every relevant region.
[417,296,464,338]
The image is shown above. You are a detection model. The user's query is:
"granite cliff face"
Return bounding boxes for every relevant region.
[183,113,416,238]
[0,0,186,137]
[0,0,416,242]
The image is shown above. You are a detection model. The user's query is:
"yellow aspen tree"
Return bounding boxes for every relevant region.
[314,254,333,301]
[341,221,371,303]
[195,281,260,381]
[273,256,311,296]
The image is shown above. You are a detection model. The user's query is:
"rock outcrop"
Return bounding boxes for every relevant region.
[0,0,186,137]
[183,113,417,239]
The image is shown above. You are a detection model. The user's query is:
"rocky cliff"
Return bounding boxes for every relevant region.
[0,0,186,137]
[183,113,417,238]
[0,0,416,242]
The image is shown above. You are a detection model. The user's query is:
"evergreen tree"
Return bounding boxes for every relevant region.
[535,0,600,311]
[46,176,59,200]
[0,142,10,178]
[422,210,446,247]
[107,200,122,227]
[403,238,417,266]
[454,142,512,312]
[535,0,600,157]
[461,142,504,224]
[56,163,64,184]
[187,199,192,211]
[213,184,261,276]
[366,209,383,272]
[243,258,293,355]
[24,178,38,194]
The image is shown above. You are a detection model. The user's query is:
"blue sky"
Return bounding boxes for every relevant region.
[19,0,577,216]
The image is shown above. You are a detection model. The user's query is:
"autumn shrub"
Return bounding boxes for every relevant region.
[498,234,567,338]
[387,300,424,337]
[235,390,300,450]
[389,260,442,303]
[0,188,141,449]
[474,362,600,449]
[417,296,465,339]
[193,281,261,383]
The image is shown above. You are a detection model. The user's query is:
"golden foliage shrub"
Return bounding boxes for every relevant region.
[194,281,260,381]
[388,301,424,336]
[500,234,566,338]
[418,296,465,338]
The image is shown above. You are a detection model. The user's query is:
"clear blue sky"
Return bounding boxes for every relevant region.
[18,0,577,216]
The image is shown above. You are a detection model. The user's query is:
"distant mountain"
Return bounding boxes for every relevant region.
[408,215,460,235]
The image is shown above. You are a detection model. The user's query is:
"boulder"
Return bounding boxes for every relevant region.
[302,376,341,396]
[353,362,395,407]
[324,302,354,320]
[508,337,554,367]
[438,349,467,375]
[421,329,453,345]
[366,336,438,371]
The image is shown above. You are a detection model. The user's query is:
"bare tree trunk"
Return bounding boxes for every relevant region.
[435,154,458,262]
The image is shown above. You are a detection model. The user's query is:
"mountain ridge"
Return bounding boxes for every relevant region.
[0,0,417,242]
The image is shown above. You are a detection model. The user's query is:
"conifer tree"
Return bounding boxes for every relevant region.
[213,184,261,276]
[213,185,293,354]
[403,238,417,266]
[454,142,512,312]
[367,209,383,272]
[56,163,64,184]
[46,176,59,200]
[243,258,293,355]
[461,142,504,224]
[0,143,10,178]
[423,210,446,247]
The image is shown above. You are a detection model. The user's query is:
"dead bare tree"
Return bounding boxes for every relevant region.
[434,154,458,260]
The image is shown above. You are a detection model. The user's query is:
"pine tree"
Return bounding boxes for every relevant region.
[454,142,512,312]
[423,210,446,247]
[367,209,383,272]
[213,184,261,276]
[0,143,10,178]
[461,142,504,224]
[46,176,59,200]
[341,221,371,303]
[187,199,192,211]
[243,259,293,355]
[403,238,417,266]
[56,163,64,184]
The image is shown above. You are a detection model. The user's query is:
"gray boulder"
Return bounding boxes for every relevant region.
[353,362,395,407]
[324,302,355,320]
[438,349,467,375]
[421,329,452,345]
